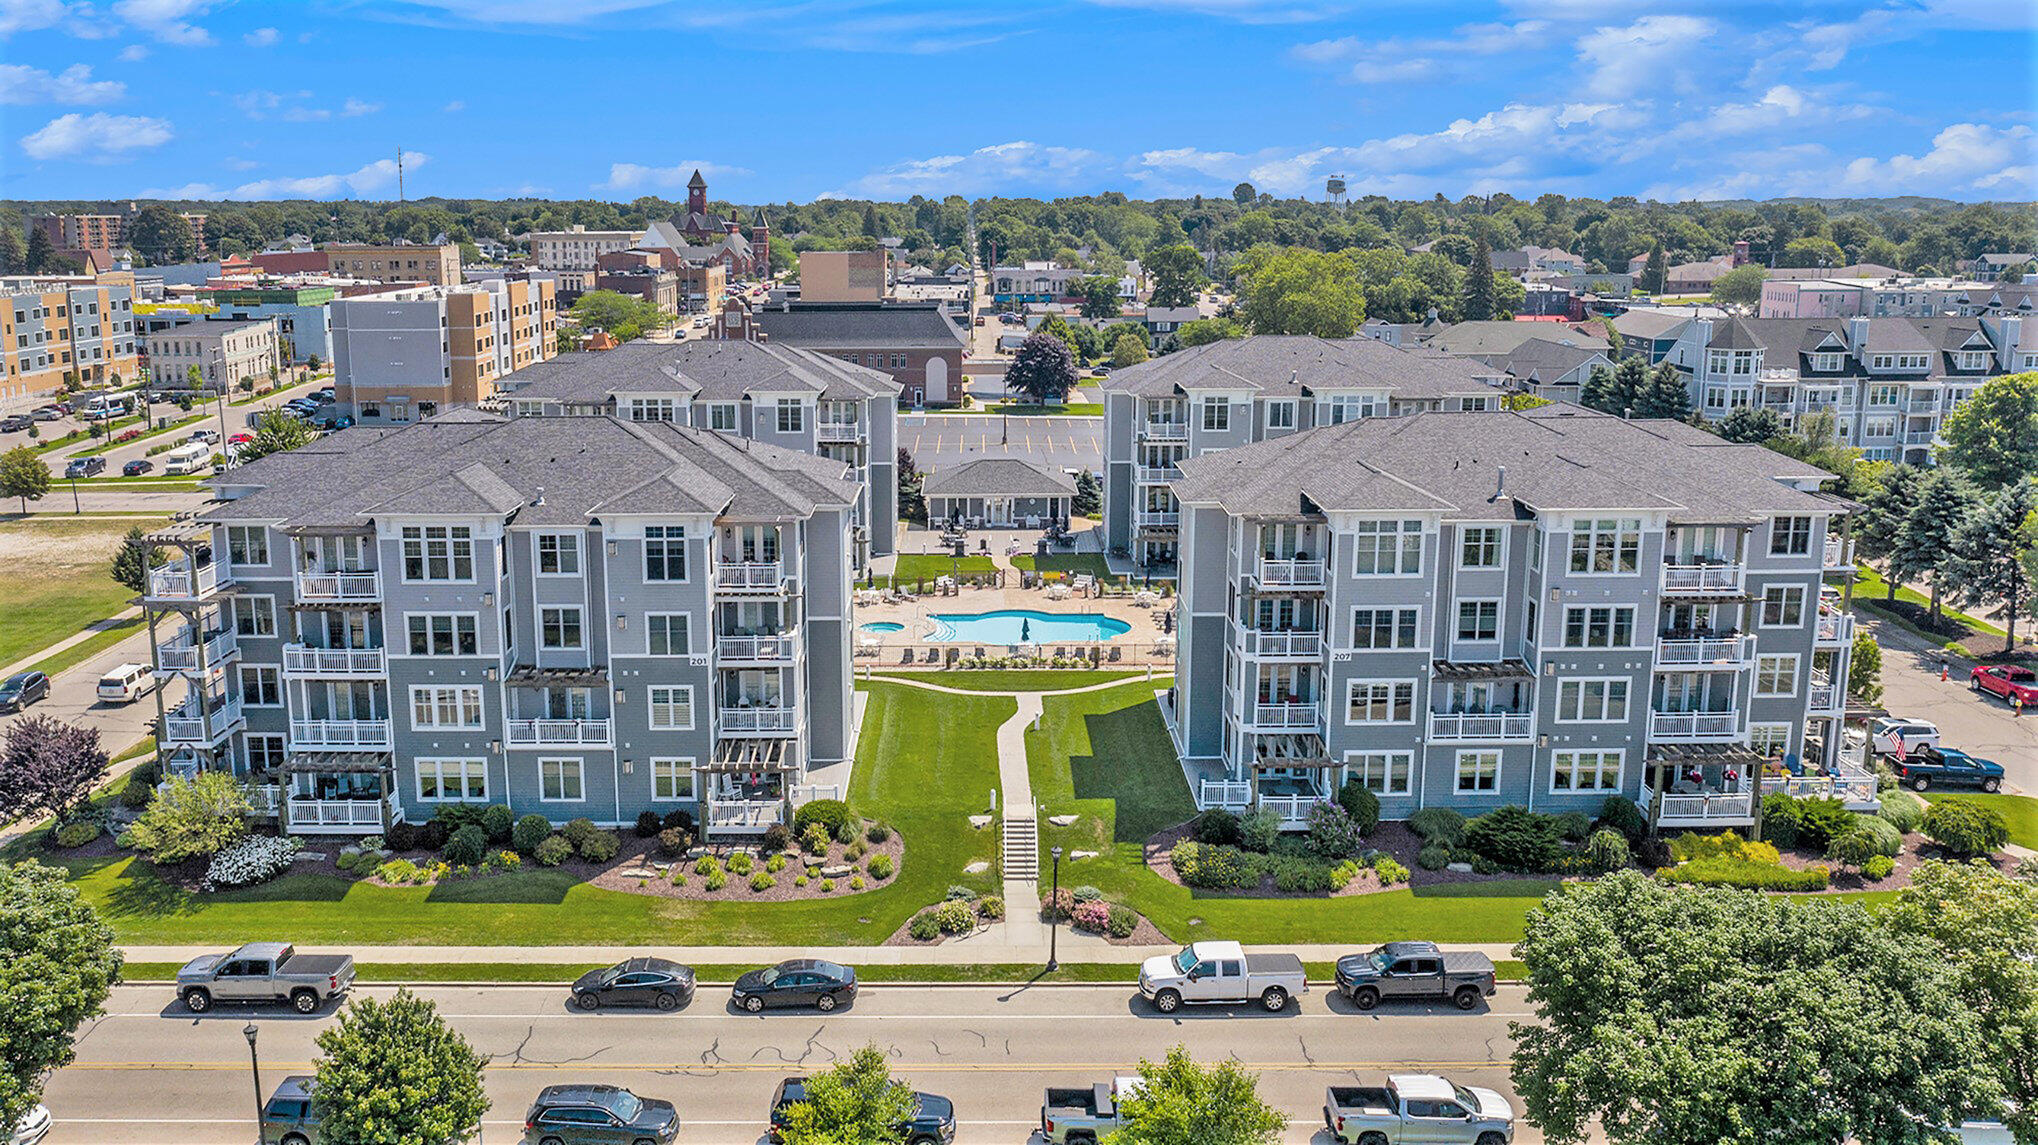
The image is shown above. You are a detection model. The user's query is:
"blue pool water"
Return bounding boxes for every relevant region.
[859,622,905,634]
[924,610,1131,644]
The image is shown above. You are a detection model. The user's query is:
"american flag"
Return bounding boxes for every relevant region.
[1891,731,1906,762]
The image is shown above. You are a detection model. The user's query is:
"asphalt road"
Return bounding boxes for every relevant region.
[901,414,1102,472]
[0,627,179,752]
[43,983,1534,1144]
[1867,614,2038,795]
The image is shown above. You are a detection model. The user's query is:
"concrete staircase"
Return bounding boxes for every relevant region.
[1002,803,1038,880]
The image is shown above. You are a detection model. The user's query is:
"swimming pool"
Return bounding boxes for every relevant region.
[859,622,905,634]
[923,610,1131,644]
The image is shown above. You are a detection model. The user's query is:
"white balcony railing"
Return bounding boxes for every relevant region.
[789,783,841,806]
[246,784,284,817]
[1815,609,1854,646]
[1661,562,1746,595]
[1649,788,1757,826]
[1140,421,1188,441]
[156,628,238,674]
[1134,464,1181,484]
[1823,537,1854,570]
[1655,635,1755,667]
[1809,676,1840,712]
[1235,625,1323,660]
[704,799,785,832]
[281,644,387,677]
[1248,701,1321,730]
[286,798,387,833]
[295,569,381,602]
[717,561,787,593]
[716,634,798,664]
[1428,711,1535,741]
[1134,510,1181,528]
[290,718,394,750]
[1255,793,1321,830]
[162,696,244,744]
[147,560,231,601]
[1649,710,1742,741]
[1198,779,1251,811]
[504,718,613,747]
[1903,430,1936,445]
[721,706,799,734]
[816,421,864,443]
[1253,557,1326,590]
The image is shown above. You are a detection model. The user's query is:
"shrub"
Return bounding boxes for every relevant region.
[634,810,663,839]
[1594,795,1648,844]
[766,854,788,874]
[1330,860,1361,888]
[1794,797,1855,850]
[1826,830,1879,870]
[115,830,135,849]
[128,771,250,862]
[976,895,1005,920]
[867,853,894,880]
[119,774,153,808]
[1407,806,1467,846]
[533,835,572,867]
[1239,807,1282,853]
[1877,789,1925,834]
[865,821,892,844]
[1554,811,1594,843]
[801,823,832,854]
[577,830,619,863]
[832,818,859,845]
[909,911,941,941]
[1670,830,1780,865]
[695,855,722,875]
[849,875,864,890]
[562,817,600,851]
[946,884,979,901]
[1583,828,1631,873]
[432,803,489,832]
[793,798,853,841]
[930,899,975,934]
[481,803,514,843]
[1041,887,1075,921]
[1660,858,1830,891]
[53,820,101,848]
[846,839,868,861]
[1372,856,1410,885]
[202,835,301,887]
[1106,904,1138,938]
[1847,814,1903,858]
[487,850,521,872]
[1071,899,1112,932]
[1923,801,2009,857]
[1170,840,1259,888]
[418,819,450,851]
[1070,884,1102,904]
[660,808,696,833]
[1272,858,1336,893]
[1306,800,1367,860]
[1465,806,1561,872]
[820,878,835,893]
[1335,779,1381,836]
[793,875,807,887]
[1760,793,1803,849]
[657,827,692,857]
[750,871,776,892]
[704,869,728,892]
[727,851,755,876]
[335,851,358,872]
[1416,844,1451,871]
[441,824,488,866]
[760,823,791,854]
[1862,854,1895,880]
[375,857,421,884]
[1192,807,1241,845]
[512,814,553,855]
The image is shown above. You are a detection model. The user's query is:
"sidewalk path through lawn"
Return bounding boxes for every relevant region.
[117,941,1523,967]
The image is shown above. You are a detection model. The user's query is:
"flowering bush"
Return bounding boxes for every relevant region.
[1071,899,1112,933]
[375,857,420,883]
[933,899,977,934]
[205,835,302,888]
[1307,800,1367,860]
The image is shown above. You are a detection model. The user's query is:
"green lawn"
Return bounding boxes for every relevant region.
[885,553,998,585]
[981,402,1104,417]
[0,518,143,668]
[28,616,145,679]
[873,669,1153,692]
[1010,553,1116,583]
[1926,793,2038,851]
[47,682,1011,947]
[1851,564,2006,639]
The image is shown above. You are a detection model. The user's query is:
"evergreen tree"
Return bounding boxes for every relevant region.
[23,226,56,275]
[0,227,22,275]
[1580,364,1618,414]
[896,447,925,523]
[1460,237,1497,322]
[1941,478,2036,649]
[1858,464,1925,602]
[1717,406,1783,443]
[1610,357,1647,413]
[110,526,163,594]
[1631,361,1690,420]
[1889,470,1979,620]
[1072,469,1101,518]
[1640,239,1667,294]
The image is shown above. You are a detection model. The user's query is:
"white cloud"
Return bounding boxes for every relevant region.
[234,90,376,122]
[1694,84,1874,137]
[1080,0,1350,23]
[1843,123,2037,194]
[136,180,227,198]
[243,26,277,46]
[1293,19,1548,84]
[1574,15,1711,99]
[19,111,172,161]
[117,44,149,60]
[0,0,71,36]
[111,0,214,45]
[222,154,427,200]
[595,160,754,192]
[341,97,379,116]
[442,99,465,112]
[827,141,1110,198]
[0,63,125,104]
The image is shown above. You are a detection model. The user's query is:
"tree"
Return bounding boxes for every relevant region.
[1709,264,1767,308]
[0,446,50,514]
[1631,361,1690,420]
[1511,872,1996,1145]
[1858,464,1926,601]
[1890,469,1980,620]
[1639,240,1667,294]
[1146,244,1202,309]
[1231,182,1257,206]
[1235,249,1364,338]
[1717,406,1782,444]
[1006,332,1077,405]
[1174,317,1244,347]
[128,771,251,863]
[568,290,671,342]
[127,204,197,265]
[1105,1045,1285,1145]
[1850,630,1883,703]
[896,447,925,524]
[779,1044,916,1145]
[0,717,106,827]
[110,526,163,594]
[0,227,22,276]
[1072,469,1101,518]
[23,225,57,275]
[1938,372,2038,490]
[1581,358,1646,416]
[1503,391,1552,410]
[235,410,317,465]
[1781,236,1848,269]
[312,988,489,1145]
[1942,478,2037,649]
[1110,332,1149,369]
[1079,276,1121,321]
[0,861,121,1135]
[1460,237,1497,322]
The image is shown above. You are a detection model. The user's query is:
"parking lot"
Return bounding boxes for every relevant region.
[2,375,331,481]
[900,412,1101,471]
[1870,615,2038,795]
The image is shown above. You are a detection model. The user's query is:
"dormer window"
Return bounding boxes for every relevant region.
[1808,352,1841,372]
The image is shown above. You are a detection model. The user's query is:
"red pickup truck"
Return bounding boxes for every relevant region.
[1970,664,2038,706]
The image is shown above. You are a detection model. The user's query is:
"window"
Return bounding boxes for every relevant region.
[1869,384,1902,407]
[1321,394,1377,424]
[775,399,804,433]
[1756,654,1799,696]
[417,758,487,801]
[708,403,737,431]
[1557,678,1630,722]
[411,685,485,729]
[1770,516,1813,556]
[1455,750,1500,793]
[1760,585,1806,627]
[1201,396,1229,431]
[647,685,694,730]
[1568,518,1641,574]
[627,398,677,422]
[1264,400,1295,429]
[401,525,474,581]
[234,596,275,637]
[540,607,583,650]
[1352,520,1423,575]
[1809,352,1841,372]
[231,664,278,707]
[646,613,689,656]
[245,734,286,771]
[1346,680,1415,724]
[406,613,477,656]
[1551,750,1622,793]
[540,758,584,801]
[1344,751,1412,795]
[1750,723,1791,757]
[1351,607,1419,650]
[652,758,695,800]
[1456,600,1500,641]
[1562,606,1636,648]
[226,526,268,566]
[644,526,686,581]
[1459,527,1502,568]
[536,533,580,575]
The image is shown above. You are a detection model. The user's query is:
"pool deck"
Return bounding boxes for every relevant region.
[852,584,1174,666]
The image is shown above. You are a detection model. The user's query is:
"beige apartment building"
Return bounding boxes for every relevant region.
[323,242,462,287]
[1,275,142,410]
[331,278,556,422]
[799,250,889,302]
[529,226,641,270]
[143,317,282,393]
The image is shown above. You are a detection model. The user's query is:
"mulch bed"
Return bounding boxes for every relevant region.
[1144,819,1549,899]
[1768,831,2015,892]
[576,833,903,902]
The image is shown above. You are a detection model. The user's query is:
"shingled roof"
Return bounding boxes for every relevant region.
[498,339,899,404]
[923,457,1078,499]
[753,302,967,351]
[1097,334,1500,400]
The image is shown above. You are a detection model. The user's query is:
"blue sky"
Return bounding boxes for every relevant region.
[2,0,2034,204]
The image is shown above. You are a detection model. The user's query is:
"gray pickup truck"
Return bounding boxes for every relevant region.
[1324,1076,1515,1145]
[1040,1077,1142,1145]
[178,942,356,1014]
[1334,941,1496,1011]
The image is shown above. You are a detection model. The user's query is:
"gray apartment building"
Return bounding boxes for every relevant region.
[142,316,282,393]
[1097,335,1509,570]
[1167,407,1865,831]
[137,410,860,838]
[495,340,900,565]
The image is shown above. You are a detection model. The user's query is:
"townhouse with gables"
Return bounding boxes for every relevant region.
[1166,406,1866,831]
[1097,335,1509,570]
[135,410,859,839]
[494,340,899,565]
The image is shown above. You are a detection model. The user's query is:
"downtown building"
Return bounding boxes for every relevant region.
[137,410,860,838]
[1166,406,1866,830]
[2,274,141,410]
[331,278,557,424]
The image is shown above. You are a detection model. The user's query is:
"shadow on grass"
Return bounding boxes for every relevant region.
[1070,702,1196,845]
[424,869,579,905]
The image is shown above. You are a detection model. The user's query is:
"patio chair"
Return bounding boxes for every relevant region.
[1107,646,1122,662]
[900,648,915,663]
[924,647,941,663]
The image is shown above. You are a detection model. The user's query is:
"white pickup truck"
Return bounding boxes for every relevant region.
[1137,940,1307,1013]
[1323,1075,1515,1145]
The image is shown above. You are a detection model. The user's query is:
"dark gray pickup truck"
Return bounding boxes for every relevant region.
[1334,941,1496,1011]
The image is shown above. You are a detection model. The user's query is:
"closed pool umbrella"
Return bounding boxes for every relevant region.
[1021,617,1032,643]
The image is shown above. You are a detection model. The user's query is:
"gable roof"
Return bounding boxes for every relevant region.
[752,302,966,351]
[1421,320,1610,356]
[1097,334,1500,400]
[923,457,1078,499]
[498,339,899,404]
[1479,338,1608,384]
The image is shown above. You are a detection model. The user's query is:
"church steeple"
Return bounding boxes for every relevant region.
[686,169,707,217]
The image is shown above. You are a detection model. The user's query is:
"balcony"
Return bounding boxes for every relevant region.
[282,644,387,677]
[721,705,799,735]
[1134,510,1181,529]
[1815,608,1854,647]
[504,718,613,747]
[1139,421,1188,441]
[289,718,394,750]
[1253,792,1321,830]
[1197,779,1251,811]
[1656,634,1755,668]
[1235,624,1323,660]
[1903,430,1937,445]
[1244,701,1323,731]
[1250,557,1327,591]
[1823,536,1854,571]
[1780,764,1879,810]
[295,569,382,603]
[704,798,785,834]
[717,633,798,665]
[1808,672,1841,712]
[1649,710,1742,742]
[1428,711,1535,742]
[1661,562,1746,595]
[717,561,789,595]
[156,627,239,675]
[285,798,388,834]
[162,696,245,745]
[1134,464,1181,484]
[1643,786,1756,827]
[816,421,865,443]
[146,559,232,603]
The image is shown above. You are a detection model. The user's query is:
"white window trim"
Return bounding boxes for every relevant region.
[226,526,270,568]
[238,665,283,708]
[1457,525,1506,570]
[1749,721,1792,758]
[647,685,695,731]
[409,684,487,730]
[1561,605,1642,650]
[1453,598,1502,643]
[1565,519,1643,578]
[535,532,582,577]
[1756,653,1800,697]
[1344,679,1417,725]
[398,524,479,585]
[644,613,691,657]
[1263,399,1296,429]
[415,757,489,802]
[400,611,482,658]
[1454,749,1503,795]
[1758,585,1807,629]
[1549,748,1624,795]
[244,733,287,772]
[651,757,696,801]
[539,606,585,651]
[235,595,277,638]
[1350,520,1425,579]
[1555,677,1632,723]
[538,757,586,802]
[1347,606,1423,653]
[1341,750,1413,796]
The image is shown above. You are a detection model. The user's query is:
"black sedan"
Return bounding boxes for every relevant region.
[731,959,857,1013]
[122,459,154,476]
[571,957,695,1011]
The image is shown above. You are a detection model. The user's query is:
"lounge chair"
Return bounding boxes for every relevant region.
[900,649,915,664]
[1107,646,1122,662]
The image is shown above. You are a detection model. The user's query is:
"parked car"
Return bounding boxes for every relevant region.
[5,1104,50,1145]
[1871,717,1940,756]
[30,406,62,422]
[187,427,220,445]
[1138,941,1306,1013]
[771,1077,954,1145]
[122,458,154,476]
[316,414,354,431]
[1323,1075,1515,1145]
[1334,941,1496,1011]
[1894,745,2005,792]
[1971,664,2038,706]
[229,432,254,445]
[0,671,50,713]
[0,415,32,433]
[571,957,695,1010]
[310,391,336,406]
[63,456,105,478]
[96,663,152,704]
[260,1076,320,1145]
[731,958,857,1012]
[176,942,356,1014]
[1041,1078,1142,1145]
[521,1084,678,1145]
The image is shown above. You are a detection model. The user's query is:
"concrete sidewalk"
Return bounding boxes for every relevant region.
[119,941,1521,965]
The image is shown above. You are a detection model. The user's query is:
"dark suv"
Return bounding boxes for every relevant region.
[259,1075,320,1145]
[770,1077,956,1144]
[0,671,49,712]
[522,1085,679,1145]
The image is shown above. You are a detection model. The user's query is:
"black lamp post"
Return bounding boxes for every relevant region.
[1047,845,1064,972]
[244,1022,263,1138]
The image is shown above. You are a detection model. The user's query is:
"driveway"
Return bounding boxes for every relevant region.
[901,412,1101,472]
[0,624,178,757]
[1865,613,2038,795]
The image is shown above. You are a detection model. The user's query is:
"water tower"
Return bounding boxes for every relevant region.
[1326,175,1348,207]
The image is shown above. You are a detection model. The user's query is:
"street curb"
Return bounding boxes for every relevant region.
[116,977,1526,988]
